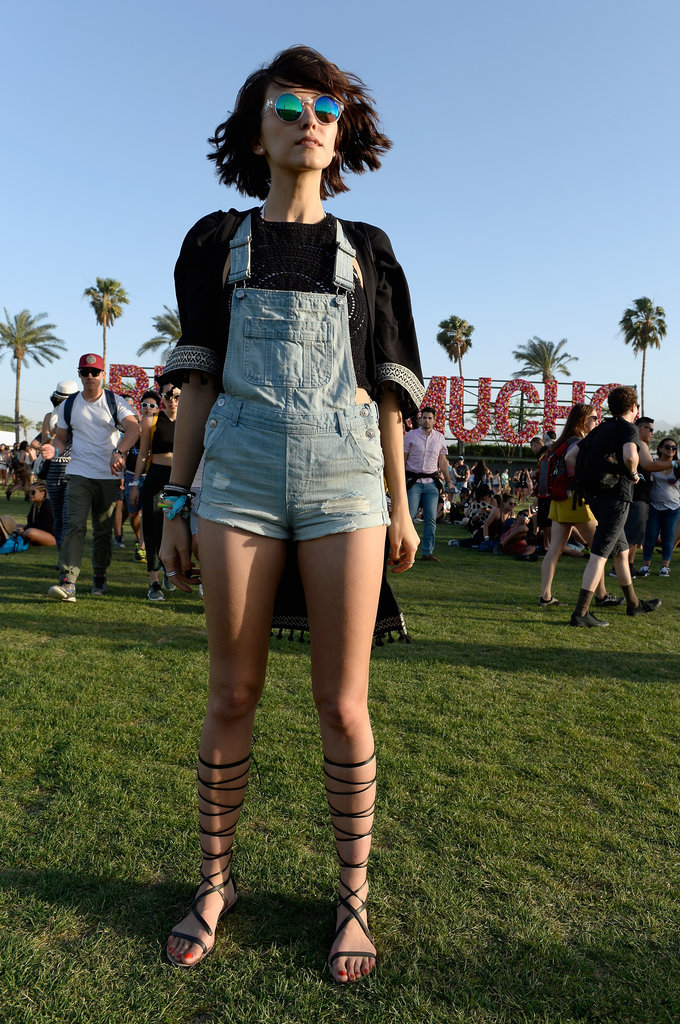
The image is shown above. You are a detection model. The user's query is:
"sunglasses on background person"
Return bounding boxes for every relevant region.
[141,402,158,410]
[161,391,180,401]
[661,444,677,451]
[262,93,343,125]
[79,368,102,378]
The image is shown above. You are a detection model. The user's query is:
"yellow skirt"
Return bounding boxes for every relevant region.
[549,494,595,524]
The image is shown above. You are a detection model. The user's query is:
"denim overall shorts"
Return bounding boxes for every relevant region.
[198,214,390,541]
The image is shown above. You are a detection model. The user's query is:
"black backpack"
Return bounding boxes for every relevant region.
[573,423,623,499]
[62,390,120,432]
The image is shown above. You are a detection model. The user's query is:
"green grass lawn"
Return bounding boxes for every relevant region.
[1,499,678,1024]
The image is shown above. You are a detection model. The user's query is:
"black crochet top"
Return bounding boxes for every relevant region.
[161,207,425,418]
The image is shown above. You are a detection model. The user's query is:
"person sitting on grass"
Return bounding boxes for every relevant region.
[480,492,516,551]
[449,487,471,523]
[450,487,496,547]
[499,507,538,560]
[13,482,56,547]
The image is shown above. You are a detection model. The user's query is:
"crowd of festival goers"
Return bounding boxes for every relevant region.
[3,388,679,602]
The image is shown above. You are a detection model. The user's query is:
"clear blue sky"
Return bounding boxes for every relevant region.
[1,0,677,431]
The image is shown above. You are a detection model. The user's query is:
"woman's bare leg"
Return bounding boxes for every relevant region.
[166,521,287,966]
[298,526,385,983]
[22,528,56,546]
[540,522,572,600]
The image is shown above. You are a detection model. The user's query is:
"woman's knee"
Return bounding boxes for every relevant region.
[207,675,263,723]
[314,690,368,737]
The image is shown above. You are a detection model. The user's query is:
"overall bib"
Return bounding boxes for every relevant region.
[198,214,389,541]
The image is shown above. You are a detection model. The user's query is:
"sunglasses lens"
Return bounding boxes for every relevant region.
[314,96,340,123]
[275,93,304,122]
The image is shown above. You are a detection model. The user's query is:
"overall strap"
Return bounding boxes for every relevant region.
[332,220,356,291]
[227,214,252,285]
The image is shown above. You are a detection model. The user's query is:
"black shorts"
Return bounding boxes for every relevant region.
[624,500,648,546]
[588,494,631,559]
[537,496,551,529]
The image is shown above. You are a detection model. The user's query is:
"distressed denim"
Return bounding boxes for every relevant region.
[198,215,389,541]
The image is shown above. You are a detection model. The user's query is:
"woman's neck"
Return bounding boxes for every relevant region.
[263,173,325,224]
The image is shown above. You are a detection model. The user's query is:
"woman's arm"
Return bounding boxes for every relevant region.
[483,507,499,539]
[131,416,153,482]
[378,389,419,572]
[41,412,53,443]
[159,373,219,589]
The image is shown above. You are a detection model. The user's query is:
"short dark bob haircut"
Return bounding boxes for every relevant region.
[208,45,392,201]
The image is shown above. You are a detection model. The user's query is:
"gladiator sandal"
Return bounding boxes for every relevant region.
[166,751,249,968]
[324,751,377,982]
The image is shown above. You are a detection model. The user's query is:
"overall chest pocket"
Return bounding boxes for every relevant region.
[243,317,333,388]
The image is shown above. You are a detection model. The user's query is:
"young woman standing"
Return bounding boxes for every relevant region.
[159,46,424,982]
[129,386,180,600]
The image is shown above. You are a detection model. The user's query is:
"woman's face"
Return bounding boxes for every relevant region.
[29,486,45,503]
[658,438,678,458]
[584,411,599,434]
[255,81,338,179]
[160,388,180,413]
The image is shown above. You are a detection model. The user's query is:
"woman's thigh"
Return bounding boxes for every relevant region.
[199,519,288,695]
[297,526,385,705]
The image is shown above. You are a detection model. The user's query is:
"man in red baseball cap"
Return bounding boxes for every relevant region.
[78,353,105,373]
[42,353,139,601]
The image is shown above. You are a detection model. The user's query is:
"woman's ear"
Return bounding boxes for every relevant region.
[252,139,265,155]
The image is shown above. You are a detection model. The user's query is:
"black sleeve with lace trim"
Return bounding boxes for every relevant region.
[343,221,425,420]
[159,209,245,386]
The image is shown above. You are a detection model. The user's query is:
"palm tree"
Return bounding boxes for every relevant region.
[137,305,181,363]
[0,309,66,442]
[618,297,666,416]
[512,336,577,380]
[436,315,475,377]
[83,277,129,369]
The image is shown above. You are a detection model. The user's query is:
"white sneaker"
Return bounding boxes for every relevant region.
[48,580,76,602]
[659,566,671,577]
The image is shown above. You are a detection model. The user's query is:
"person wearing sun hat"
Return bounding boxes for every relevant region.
[42,353,139,601]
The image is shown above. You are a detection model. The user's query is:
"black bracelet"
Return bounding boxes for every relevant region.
[164,483,195,494]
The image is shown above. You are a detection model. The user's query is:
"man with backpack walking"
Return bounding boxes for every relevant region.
[41,353,139,601]
[567,385,660,627]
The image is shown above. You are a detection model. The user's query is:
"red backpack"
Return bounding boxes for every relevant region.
[541,436,578,502]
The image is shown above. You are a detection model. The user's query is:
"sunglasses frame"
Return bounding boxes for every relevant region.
[141,402,158,409]
[262,92,344,126]
[161,392,180,401]
[79,368,103,378]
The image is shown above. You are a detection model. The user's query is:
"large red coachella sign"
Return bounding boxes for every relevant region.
[415,376,622,444]
[108,365,622,446]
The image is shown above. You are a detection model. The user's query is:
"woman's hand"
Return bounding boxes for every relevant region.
[159,515,197,593]
[129,484,139,503]
[387,505,420,572]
